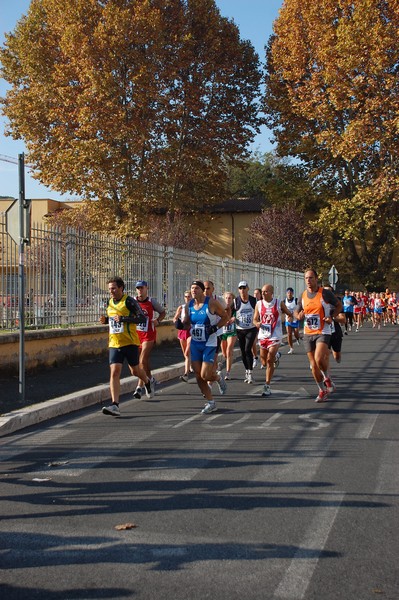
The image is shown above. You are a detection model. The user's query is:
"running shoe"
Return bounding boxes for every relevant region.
[260,364,265,369]
[274,352,281,368]
[262,384,271,397]
[287,348,294,354]
[133,387,142,399]
[252,357,258,369]
[315,389,329,403]
[224,371,231,380]
[246,371,254,384]
[201,400,217,414]
[150,376,157,386]
[296,339,300,346]
[144,381,153,399]
[244,369,249,382]
[180,373,189,382]
[217,377,227,395]
[102,403,120,416]
[323,377,336,393]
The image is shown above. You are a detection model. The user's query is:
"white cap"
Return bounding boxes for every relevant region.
[238,281,248,288]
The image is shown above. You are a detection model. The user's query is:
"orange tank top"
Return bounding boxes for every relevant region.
[302,288,331,335]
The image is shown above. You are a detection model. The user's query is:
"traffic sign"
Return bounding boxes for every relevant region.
[329,265,338,286]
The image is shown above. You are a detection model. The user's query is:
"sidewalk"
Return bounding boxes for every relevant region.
[0,340,186,436]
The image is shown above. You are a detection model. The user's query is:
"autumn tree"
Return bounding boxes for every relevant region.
[264,0,399,288]
[0,0,263,236]
[242,205,323,271]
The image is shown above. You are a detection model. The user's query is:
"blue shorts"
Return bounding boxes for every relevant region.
[190,341,217,364]
[109,345,139,367]
[285,320,298,328]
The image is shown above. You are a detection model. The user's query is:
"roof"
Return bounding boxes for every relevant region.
[207,196,268,214]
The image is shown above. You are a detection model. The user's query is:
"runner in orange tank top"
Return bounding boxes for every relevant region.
[295,269,342,403]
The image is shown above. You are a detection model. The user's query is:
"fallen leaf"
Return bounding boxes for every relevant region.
[47,461,69,467]
[372,590,384,595]
[114,523,137,530]
[32,478,51,482]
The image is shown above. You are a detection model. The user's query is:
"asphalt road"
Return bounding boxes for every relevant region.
[1,323,398,599]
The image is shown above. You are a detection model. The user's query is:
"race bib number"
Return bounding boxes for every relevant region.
[109,317,124,334]
[191,324,206,342]
[136,317,149,332]
[224,322,234,333]
[240,311,253,326]
[305,314,321,331]
[260,323,272,337]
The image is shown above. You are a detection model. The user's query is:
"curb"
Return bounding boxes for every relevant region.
[0,361,186,438]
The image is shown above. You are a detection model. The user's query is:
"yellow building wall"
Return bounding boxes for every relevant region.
[206,212,257,260]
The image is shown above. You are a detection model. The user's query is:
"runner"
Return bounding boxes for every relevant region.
[342,289,356,334]
[284,287,300,353]
[353,292,364,332]
[373,292,383,329]
[204,280,230,383]
[324,284,345,365]
[133,281,166,399]
[220,291,237,380]
[295,269,341,403]
[234,281,258,384]
[253,284,292,397]
[252,288,262,368]
[173,290,192,382]
[100,277,153,416]
[176,280,229,414]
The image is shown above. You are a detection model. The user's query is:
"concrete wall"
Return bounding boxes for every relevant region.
[0,321,178,374]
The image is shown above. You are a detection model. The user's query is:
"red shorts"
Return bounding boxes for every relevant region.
[178,329,191,341]
[259,338,281,350]
[137,330,157,345]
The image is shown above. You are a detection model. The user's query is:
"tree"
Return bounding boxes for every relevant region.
[242,204,323,271]
[227,151,319,211]
[0,0,263,235]
[264,0,399,287]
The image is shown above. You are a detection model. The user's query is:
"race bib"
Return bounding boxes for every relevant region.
[191,324,206,342]
[136,317,149,332]
[305,314,321,331]
[260,323,272,337]
[240,312,253,326]
[109,317,124,334]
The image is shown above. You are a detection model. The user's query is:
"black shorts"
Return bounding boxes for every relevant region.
[329,327,343,353]
[109,345,139,367]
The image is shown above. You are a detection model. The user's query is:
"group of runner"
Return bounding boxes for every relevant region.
[100,273,395,417]
[342,289,399,332]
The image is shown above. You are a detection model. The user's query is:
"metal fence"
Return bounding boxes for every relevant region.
[0,215,304,330]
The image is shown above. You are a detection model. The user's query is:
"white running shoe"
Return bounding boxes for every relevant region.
[287,348,294,354]
[102,403,121,417]
[246,371,254,384]
[201,400,217,414]
[244,369,249,382]
[261,384,271,397]
[224,372,231,380]
[252,357,258,369]
[217,376,227,395]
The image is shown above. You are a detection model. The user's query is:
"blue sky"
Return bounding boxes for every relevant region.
[0,0,283,200]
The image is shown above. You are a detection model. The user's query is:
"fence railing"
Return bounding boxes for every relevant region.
[0,215,304,330]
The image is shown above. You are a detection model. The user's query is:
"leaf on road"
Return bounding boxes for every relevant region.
[47,461,69,467]
[114,523,137,530]
[32,478,51,482]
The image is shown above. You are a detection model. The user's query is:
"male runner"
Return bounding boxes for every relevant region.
[253,284,292,397]
[100,277,153,416]
[295,269,341,403]
[133,280,166,399]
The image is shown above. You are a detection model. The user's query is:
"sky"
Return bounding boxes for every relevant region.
[0,0,283,201]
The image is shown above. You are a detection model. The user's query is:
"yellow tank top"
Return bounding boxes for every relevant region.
[107,294,140,348]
